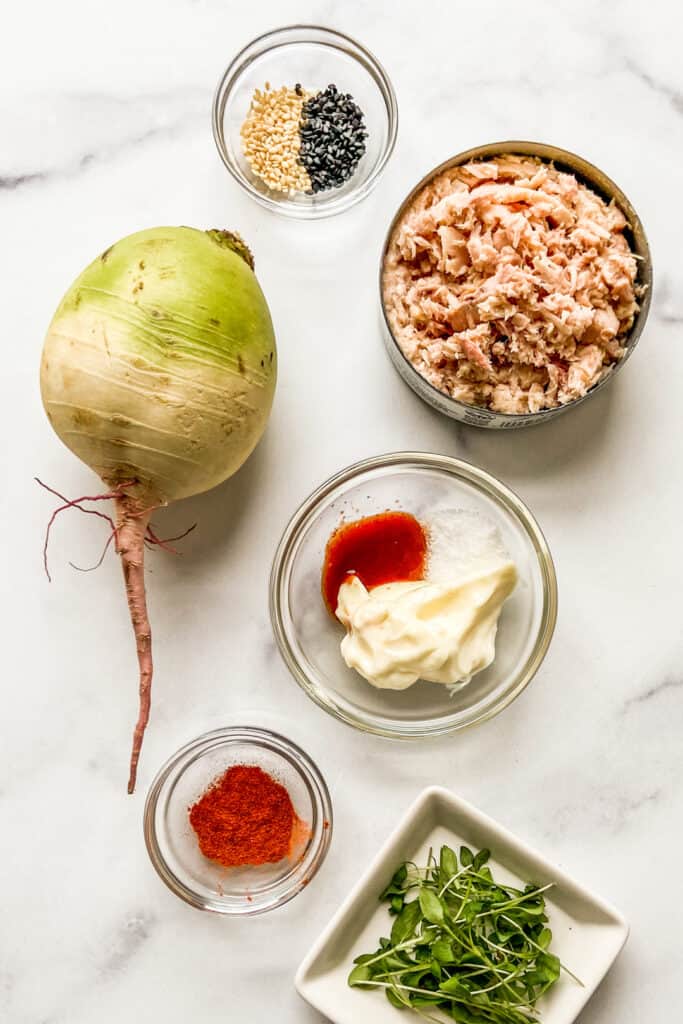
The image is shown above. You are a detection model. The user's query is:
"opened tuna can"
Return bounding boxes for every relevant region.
[379,141,652,429]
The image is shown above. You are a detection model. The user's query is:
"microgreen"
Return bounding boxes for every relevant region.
[348,845,580,1022]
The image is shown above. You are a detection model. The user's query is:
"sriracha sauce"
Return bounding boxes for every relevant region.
[321,511,427,615]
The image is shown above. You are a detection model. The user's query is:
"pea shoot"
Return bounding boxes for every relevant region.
[348,845,581,1022]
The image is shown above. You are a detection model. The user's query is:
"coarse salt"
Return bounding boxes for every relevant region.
[425,508,509,582]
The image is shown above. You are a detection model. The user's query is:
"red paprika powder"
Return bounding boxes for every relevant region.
[189,764,296,867]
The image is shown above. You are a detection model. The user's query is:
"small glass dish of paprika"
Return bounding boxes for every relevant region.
[144,727,333,914]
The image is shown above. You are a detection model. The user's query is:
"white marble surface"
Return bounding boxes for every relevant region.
[2,1,681,1021]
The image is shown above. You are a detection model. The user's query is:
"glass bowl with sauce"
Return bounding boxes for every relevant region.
[144,727,332,914]
[270,452,557,738]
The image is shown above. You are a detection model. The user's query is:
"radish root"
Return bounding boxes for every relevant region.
[37,477,196,793]
[114,495,153,794]
[35,477,125,581]
[145,522,197,554]
[70,529,117,572]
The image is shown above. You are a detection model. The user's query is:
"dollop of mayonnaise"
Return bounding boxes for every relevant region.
[335,560,518,691]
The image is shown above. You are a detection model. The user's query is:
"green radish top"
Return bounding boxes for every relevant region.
[41,226,277,505]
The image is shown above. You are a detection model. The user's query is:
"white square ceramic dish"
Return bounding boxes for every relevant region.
[295,786,628,1024]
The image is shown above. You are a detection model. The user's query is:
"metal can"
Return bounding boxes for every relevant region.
[380,141,652,429]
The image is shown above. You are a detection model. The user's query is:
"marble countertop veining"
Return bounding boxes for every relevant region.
[1,0,681,1021]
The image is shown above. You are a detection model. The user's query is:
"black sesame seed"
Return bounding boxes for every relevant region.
[298,83,368,192]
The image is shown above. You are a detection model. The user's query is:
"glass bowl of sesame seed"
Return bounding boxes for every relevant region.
[212,25,398,218]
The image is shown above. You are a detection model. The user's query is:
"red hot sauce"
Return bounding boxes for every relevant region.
[321,511,427,615]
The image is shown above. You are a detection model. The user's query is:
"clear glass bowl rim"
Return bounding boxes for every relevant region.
[211,24,399,218]
[269,451,558,738]
[143,726,333,915]
[379,140,653,423]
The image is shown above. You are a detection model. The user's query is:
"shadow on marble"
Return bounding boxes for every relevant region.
[392,370,622,489]
[574,950,629,1023]
[144,432,273,567]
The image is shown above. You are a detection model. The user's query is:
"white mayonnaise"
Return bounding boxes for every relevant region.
[334,510,517,691]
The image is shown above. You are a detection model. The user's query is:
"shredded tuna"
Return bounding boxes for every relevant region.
[383,155,640,415]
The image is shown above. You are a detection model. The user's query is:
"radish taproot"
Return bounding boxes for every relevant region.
[40,227,276,792]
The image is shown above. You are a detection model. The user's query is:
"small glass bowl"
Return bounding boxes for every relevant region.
[270,452,557,738]
[144,727,333,915]
[212,25,398,218]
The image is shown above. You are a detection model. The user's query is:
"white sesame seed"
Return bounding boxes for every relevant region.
[240,84,311,193]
